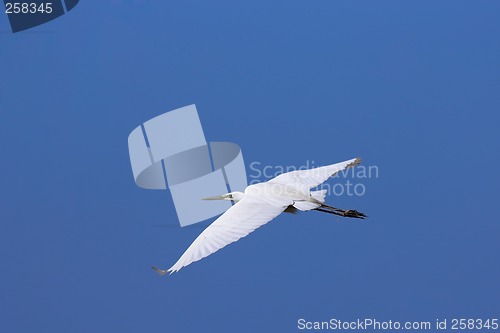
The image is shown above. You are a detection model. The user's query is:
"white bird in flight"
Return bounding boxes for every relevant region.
[152,157,366,275]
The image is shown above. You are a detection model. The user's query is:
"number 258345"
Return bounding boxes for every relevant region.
[5,2,53,14]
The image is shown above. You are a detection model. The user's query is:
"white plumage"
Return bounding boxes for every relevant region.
[153,157,364,275]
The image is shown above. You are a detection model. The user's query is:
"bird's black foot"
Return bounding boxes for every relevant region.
[314,204,367,219]
[342,209,367,219]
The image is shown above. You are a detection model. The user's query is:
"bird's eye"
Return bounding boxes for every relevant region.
[229,194,233,199]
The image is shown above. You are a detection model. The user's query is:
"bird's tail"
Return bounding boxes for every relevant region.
[293,189,328,211]
[310,189,327,203]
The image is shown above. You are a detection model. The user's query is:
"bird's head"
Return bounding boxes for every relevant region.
[202,191,245,202]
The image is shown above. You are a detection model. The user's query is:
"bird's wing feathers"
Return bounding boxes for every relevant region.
[166,196,291,273]
[269,157,361,190]
[160,158,362,274]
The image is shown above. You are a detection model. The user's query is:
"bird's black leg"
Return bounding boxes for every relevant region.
[314,207,345,217]
[314,204,367,219]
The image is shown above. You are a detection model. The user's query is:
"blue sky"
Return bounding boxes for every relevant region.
[1,1,499,332]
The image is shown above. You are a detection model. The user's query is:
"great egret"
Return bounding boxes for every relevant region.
[153,157,366,275]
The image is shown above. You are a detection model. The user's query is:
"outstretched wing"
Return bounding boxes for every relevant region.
[269,157,361,192]
[159,196,291,274]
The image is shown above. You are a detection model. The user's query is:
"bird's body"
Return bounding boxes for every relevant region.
[153,157,366,275]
